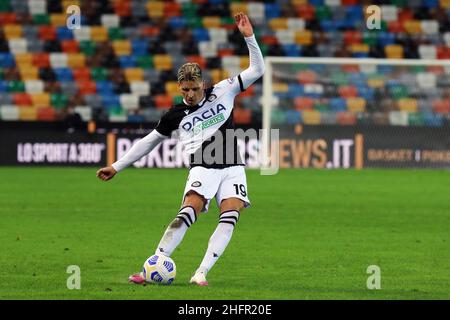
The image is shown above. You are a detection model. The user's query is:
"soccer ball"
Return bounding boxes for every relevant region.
[142,254,176,285]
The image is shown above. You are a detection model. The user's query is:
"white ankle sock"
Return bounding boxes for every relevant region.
[156,206,197,257]
[199,210,240,273]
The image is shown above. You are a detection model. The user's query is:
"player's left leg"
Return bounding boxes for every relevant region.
[191,166,250,286]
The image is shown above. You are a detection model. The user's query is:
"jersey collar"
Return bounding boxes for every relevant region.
[182,87,214,108]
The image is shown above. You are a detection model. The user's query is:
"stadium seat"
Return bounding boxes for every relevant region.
[90,27,108,42]
[419,45,437,59]
[294,97,314,110]
[155,94,173,109]
[385,45,404,59]
[0,105,19,120]
[49,53,68,68]
[73,27,91,41]
[302,110,321,124]
[347,97,366,112]
[153,55,173,71]
[389,111,409,126]
[25,80,44,94]
[120,94,139,111]
[74,106,92,121]
[14,54,32,70]
[124,68,144,82]
[20,66,39,80]
[4,24,22,40]
[336,111,357,125]
[9,39,27,54]
[36,107,56,121]
[398,98,418,112]
[72,68,91,81]
[77,81,96,95]
[13,93,32,106]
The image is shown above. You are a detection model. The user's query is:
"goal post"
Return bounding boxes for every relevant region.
[261,57,450,169]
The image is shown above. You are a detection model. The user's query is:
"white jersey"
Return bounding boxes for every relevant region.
[112,35,265,172]
[153,76,246,168]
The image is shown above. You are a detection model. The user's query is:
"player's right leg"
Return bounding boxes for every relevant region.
[128,193,205,284]
[155,191,205,256]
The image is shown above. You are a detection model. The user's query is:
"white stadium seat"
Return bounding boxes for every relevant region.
[389,111,409,126]
[28,0,47,15]
[101,14,120,28]
[418,45,437,59]
[198,41,217,58]
[416,73,437,90]
[287,18,305,31]
[276,30,294,45]
[130,81,151,96]
[381,5,398,22]
[49,53,68,68]
[8,39,27,54]
[0,105,20,121]
[73,27,91,41]
[25,80,44,94]
[74,106,92,122]
[120,94,139,110]
[209,28,228,45]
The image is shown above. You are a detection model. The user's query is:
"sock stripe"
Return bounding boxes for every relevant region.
[178,211,193,225]
[220,216,238,223]
[176,215,191,228]
[219,220,236,226]
[220,210,239,222]
[180,206,197,222]
[220,209,239,217]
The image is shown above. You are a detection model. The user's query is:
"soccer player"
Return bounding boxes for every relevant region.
[96,12,265,286]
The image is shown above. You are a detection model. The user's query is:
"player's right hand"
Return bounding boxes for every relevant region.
[96,166,117,181]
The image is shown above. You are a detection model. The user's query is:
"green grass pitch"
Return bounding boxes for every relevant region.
[0,167,449,300]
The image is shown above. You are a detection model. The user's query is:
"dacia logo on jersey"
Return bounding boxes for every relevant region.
[181,104,226,133]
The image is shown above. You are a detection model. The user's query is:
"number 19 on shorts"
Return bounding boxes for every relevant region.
[233,184,247,197]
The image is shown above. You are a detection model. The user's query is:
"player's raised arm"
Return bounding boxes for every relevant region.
[96,130,167,181]
[234,12,265,90]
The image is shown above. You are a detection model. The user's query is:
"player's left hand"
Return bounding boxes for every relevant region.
[234,12,253,37]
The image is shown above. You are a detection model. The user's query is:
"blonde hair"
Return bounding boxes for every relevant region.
[177,62,202,83]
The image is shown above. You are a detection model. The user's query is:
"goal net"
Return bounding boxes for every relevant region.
[262,57,450,169]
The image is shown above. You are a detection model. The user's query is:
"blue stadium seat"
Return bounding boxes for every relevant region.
[127,114,145,123]
[54,68,73,82]
[119,56,137,68]
[0,53,15,68]
[285,110,302,124]
[330,98,347,112]
[283,44,301,57]
[131,40,148,56]
[169,17,187,29]
[56,27,73,41]
[288,84,304,97]
[423,112,443,126]
[265,3,280,19]
[357,86,375,100]
[101,93,120,109]
[423,0,439,8]
[192,28,210,42]
[0,81,8,93]
[96,81,115,95]
[378,32,395,46]
[308,0,324,6]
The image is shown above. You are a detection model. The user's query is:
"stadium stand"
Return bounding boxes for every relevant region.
[0,0,449,126]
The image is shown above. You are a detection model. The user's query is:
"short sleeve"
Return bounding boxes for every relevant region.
[215,74,246,96]
[154,110,177,137]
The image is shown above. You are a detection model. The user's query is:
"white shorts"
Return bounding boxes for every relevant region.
[182,166,250,213]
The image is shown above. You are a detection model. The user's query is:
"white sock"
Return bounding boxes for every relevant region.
[155,206,197,257]
[198,210,240,274]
